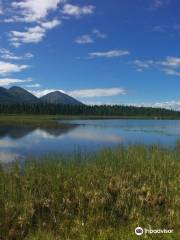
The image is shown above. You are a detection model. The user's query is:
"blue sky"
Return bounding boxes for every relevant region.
[0,0,180,109]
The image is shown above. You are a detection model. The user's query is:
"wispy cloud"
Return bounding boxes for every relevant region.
[134,56,180,77]
[151,24,180,35]
[89,50,130,59]
[75,29,107,44]
[162,68,180,77]
[75,35,94,44]
[9,26,45,47]
[151,100,180,110]
[9,19,61,46]
[160,56,180,68]
[150,0,171,9]
[4,0,62,47]
[0,78,32,86]
[0,61,29,75]
[41,19,61,29]
[134,60,154,70]
[4,1,95,47]
[152,25,169,33]
[62,4,95,18]
[153,0,164,8]
[0,48,33,60]
[25,83,41,88]
[0,0,3,15]
[131,100,180,111]
[92,29,107,39]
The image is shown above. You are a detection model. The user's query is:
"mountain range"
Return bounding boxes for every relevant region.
[0,86,83,105]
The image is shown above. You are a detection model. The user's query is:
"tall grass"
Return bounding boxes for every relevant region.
[0,145,180,239]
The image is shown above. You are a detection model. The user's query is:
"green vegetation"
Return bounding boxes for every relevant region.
[0,115,59,127]
[0,103,180,119]
[0,112,180,129]
[0,114,173,125]
[0,145,180,240]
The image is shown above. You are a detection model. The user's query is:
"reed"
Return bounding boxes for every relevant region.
[0,145,179,239]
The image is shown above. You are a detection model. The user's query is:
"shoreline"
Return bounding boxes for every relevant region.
[0,114,180,127]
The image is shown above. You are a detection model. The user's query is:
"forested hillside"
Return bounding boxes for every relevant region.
[0,104,179,118]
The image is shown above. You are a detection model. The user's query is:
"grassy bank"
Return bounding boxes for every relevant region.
[0,114,180,127]
[0,145,180,240]
[0,115,59,127]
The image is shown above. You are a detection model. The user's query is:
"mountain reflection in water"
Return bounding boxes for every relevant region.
[0,124,77,139]
[0,119,180,164]
[0,123,78,163]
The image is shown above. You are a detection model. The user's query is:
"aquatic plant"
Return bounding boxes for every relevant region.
[0,145,179,239]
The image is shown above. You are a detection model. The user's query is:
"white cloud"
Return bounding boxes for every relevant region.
[92,29,107,39]
[152,24,180,35]
[68,88,127,98]
[11,0,62,23]
[9,26,45,46]
[160,56,180,68]
[30,87,127,98]
[0,78,32,86]
[41,19,61,29]
[75,35,94,44]
[0,48,34,60]
[25,83,41,88]
[132,100,180,111]
[9,19,61,46]
[152,25,169,33]
[134,56,180,77]
[153,0,164,8]
[3,18,16,23]
[0,61,29,75]
[151,0,171,9]
[62,4,95,17]
[0,1,3,15]
[75,29,107,44]
[25,53,34,58]
[89,50,130,58]
[134,60,154,69]
[151,101,180,110]
[7,1,94,46]
[163,68,180,77]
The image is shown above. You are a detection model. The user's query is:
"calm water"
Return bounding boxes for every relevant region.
[0,119,180,163]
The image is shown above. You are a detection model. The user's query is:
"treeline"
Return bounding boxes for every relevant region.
[0,103,179,118]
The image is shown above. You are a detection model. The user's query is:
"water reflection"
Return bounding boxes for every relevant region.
[0,124,77,139]
[0,151,21,163]
[0,120,179,164]
[69,129,123,143]
[0,124,78,164]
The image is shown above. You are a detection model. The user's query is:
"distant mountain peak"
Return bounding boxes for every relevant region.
[9,86,23,90]
[8,86,40,104]
[40,90,83,105]
[0,86,83,105]
[53,91,62,94]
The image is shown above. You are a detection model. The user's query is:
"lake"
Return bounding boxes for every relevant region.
[0,119,180,163]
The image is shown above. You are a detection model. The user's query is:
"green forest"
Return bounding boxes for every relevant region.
[0,104,180,118]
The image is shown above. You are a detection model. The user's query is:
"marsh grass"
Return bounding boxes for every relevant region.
[1,114,180,126]
[0,145,180,239]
